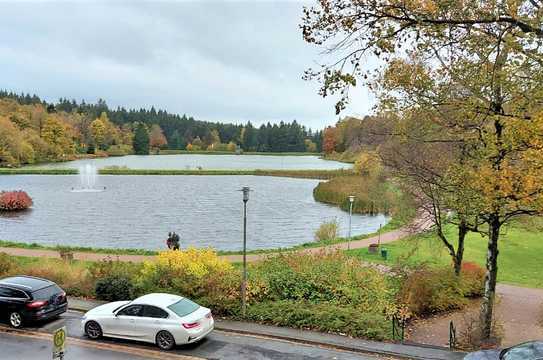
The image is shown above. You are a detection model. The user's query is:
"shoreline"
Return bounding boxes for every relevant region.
[0,168,353,179]
[0,213,405,258]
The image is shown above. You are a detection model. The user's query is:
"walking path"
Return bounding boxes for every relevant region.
[0,219,430,263]
[409,284,543,347]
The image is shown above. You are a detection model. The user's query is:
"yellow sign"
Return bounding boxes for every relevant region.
[52,326,66,360]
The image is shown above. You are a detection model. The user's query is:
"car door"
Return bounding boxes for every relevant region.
[108,304,143,338]
[0,286,27,315]
[137,305,170,342]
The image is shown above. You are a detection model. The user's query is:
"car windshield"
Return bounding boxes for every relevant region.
[167,298,199,317]
[32,285,62,300]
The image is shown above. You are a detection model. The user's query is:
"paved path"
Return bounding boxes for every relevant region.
[409,284,543,347]
[0,219,429,263]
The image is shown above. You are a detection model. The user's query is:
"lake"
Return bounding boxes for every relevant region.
[0,175,388,251]
[31,154,351,170]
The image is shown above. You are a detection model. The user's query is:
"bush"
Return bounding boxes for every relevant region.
[314,219,339,242]
[88,257,140,282]
[95,275,133,301]
[135,248,238,315]
[106,144,133,157]
[460,262,485,297]
[397,265,485,317]
[0,190,33,211]
[0,252,16,275]
[246,300,392,340]
[251,251,395,314]
[21,259,94,297]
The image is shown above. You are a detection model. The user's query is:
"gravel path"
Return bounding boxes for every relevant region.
[0,219,430,263]
[408,284,543,347]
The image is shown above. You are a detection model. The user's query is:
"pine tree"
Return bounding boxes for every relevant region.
[133,122,150,155]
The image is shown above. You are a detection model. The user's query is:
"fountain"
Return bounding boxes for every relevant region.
[72,164,103,192]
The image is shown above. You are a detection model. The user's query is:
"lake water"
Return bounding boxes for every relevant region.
[0,175,388,251]
[32,154,351,170]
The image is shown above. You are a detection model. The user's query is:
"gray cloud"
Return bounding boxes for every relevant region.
[0,0,373,129]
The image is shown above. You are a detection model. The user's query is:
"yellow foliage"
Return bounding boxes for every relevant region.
[140,248,233,280]
[354,151,382,178]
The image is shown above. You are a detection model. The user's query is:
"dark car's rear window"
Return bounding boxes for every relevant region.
[32,284,63,300]
[167,298,199,317]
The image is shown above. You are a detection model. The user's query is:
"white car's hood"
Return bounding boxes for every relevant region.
[85,301,130,316]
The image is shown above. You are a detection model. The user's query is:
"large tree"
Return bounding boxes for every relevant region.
[133,122,150,155]
[302,0,543,339]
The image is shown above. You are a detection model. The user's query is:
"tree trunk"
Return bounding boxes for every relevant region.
[480,216,500,339]
[453,220,467,276]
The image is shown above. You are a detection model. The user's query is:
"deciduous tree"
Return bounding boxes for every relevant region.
[302,0,543,339]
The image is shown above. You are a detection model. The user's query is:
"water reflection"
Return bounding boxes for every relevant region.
[0,175,388,251]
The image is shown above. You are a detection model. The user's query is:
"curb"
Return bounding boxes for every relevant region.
[213,325,464,360]
[68,300,465,360]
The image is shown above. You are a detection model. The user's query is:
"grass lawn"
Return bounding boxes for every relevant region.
[347,223,543,288]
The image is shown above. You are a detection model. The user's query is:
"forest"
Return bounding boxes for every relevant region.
[0,91,323,167]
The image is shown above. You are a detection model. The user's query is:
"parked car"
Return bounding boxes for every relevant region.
[82,293,214,350]
[464,341,543,359]
[0,275,68,328]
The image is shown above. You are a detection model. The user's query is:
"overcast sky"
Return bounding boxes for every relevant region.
[0,0,373,129]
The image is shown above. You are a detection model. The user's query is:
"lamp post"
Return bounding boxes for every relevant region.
[240,186,250,317]
[348,195,355,250]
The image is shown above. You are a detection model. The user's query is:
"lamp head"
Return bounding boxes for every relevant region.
[242,186,250,202]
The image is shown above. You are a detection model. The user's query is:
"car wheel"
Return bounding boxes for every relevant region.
[156,330,176,350]
[85,321,103,339]
[8,311,24,328]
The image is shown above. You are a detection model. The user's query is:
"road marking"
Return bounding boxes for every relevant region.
[0,326,203,360]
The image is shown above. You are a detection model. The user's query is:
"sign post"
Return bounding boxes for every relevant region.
[52,326,66,360]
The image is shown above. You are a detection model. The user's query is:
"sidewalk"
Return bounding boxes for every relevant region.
[68,296,465,360]
[0,218,431,264]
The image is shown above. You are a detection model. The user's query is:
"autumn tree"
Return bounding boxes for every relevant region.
[302,0,543,339]
[90,117,106,150]
[322,126,336,154]
[149,124,168,151]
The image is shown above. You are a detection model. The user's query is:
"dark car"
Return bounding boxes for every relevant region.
[464,341,543,359]
[0,276,67,328]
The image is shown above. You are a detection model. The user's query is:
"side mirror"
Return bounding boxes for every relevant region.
[499,348,509,359]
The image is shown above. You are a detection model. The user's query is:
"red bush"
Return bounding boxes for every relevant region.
[0,191,33,211]
[461,262,486,297]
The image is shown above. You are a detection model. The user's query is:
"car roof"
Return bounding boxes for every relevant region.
[132,293,184,307]
[0,276,54,292]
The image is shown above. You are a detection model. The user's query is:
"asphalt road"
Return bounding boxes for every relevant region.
[0,311,394,360]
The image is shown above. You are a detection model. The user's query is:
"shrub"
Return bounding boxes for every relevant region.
[95,275,133,301]
[0,252,16,275]
[21,259,94,297]
[88,257,140,282]
[0,190,33,211]
[398,266,473,316]
[251,251,395,314]
[314,219,339,242]
[106,144,133,157]
[135,248,238,314]
[460,262,485,297]
[458,313,504,350]
[245,300,392,340]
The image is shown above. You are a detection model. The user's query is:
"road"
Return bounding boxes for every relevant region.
[0,310,395,360]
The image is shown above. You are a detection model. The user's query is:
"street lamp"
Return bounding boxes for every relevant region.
[348,195,355,250]
[240,186,250,317]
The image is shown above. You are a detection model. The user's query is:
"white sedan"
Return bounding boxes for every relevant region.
[81,293,214,350]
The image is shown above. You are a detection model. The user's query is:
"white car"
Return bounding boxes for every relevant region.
[81,293,214,350]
